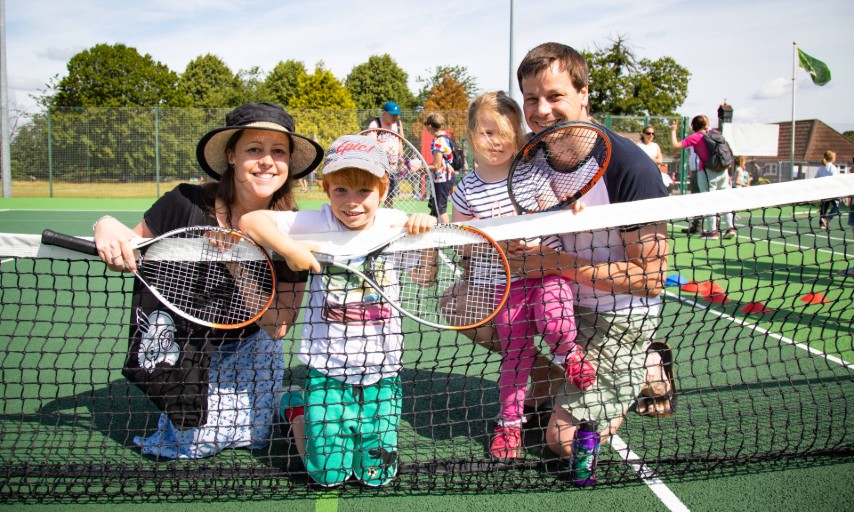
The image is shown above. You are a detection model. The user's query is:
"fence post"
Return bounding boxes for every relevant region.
[47,109,53,198]
[154,105,161,197]
[678,116,688,194]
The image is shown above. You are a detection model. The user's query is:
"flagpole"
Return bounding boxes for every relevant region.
[790,41,796,181]
[508,0,515,101]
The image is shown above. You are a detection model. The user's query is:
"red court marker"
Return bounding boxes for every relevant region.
[741,302,772,314]
[703,293,731,303]
[800,293,829,304]
[680,281,700,293]
[681,281,724,295]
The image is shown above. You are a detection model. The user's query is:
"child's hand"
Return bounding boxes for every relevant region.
[282,241,321,273]
[402,213,437,235]
[568,200,585,214]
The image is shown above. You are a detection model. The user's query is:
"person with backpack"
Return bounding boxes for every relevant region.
[670,115,736,239]
[424,112,457,223]
[367,101,404,207]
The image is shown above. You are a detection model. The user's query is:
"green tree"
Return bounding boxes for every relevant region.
[844,131,854,143]
[51,43,190,107]
[235,66,274,104]
[265,60,307,107]
[415,65,478,106]
[345,54,415,110]
[422,74,468,139]
[290,63,359,144]
[584,36,689,117]
[179,54,241,108]
[290,62,356,110]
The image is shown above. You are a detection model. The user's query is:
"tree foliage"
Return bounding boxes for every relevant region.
[51,43,190,108]
[290,63,355,110]
[265,60,307,107]
[235,66,274,104]
[179,54,240,108]
[584,36,690,117]
[422,75,469,139]
[290,63,359,142]
[345,54,415,110]
[415,65,478,106]
[423,75,468,112]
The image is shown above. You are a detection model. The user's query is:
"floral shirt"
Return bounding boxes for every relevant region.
[430,133,455,183]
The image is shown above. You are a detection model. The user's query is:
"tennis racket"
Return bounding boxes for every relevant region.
[41,226,276,330]
[311,224,510,330]
[358,127,438,214]
[508,121,611,214]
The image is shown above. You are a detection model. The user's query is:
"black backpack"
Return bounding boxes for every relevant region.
[702,130,733,171]
[443,135,465,172]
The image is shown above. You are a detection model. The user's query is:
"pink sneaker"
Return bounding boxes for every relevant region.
[565,351,597,390]
[490,425,522,459]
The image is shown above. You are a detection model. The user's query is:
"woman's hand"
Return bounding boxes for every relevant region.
[93,216,143,272]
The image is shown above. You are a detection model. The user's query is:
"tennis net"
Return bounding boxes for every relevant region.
[0,175,852,501]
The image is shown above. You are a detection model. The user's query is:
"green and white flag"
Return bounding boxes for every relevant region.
[797,49,831,86]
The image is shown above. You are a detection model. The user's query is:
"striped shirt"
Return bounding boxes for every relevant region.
[451,170,562,253]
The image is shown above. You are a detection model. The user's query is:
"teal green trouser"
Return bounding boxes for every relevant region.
[302,369,401,487]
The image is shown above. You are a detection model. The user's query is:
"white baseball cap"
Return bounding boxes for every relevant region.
[322,135,390,178]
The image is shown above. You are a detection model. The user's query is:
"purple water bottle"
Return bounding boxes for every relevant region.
[570,419,600,486]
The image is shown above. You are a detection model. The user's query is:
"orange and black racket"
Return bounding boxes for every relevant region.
[508,122,611,214]
[306,224,510,331]
[41,226,275,330]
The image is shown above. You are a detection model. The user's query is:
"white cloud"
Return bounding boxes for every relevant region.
[753,78,790,100]
[39,46,86,62]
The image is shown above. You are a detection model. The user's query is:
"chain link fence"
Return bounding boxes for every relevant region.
[3,107,757,198]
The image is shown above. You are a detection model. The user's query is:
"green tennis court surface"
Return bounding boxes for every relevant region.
[0,197,851,511]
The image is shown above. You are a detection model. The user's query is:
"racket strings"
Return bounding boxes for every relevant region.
[510,125,610,213]
[138,232,274,327]
[378,227,507,329]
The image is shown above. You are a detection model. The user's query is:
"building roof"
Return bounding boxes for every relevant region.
[763,119,854,164]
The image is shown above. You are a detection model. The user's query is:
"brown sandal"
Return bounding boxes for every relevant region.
[635,341,677,418]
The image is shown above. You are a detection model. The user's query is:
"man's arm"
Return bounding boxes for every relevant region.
[538,222,669,298]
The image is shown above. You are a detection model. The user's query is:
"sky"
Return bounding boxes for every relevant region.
[5,0,854,132]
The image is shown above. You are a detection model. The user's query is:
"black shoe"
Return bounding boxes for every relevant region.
[681,227,699,234]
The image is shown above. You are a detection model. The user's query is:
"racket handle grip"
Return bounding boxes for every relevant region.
[41,229,99,256]
[314,253,334,265]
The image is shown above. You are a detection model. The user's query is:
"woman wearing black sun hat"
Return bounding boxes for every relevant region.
[92,102,322,458]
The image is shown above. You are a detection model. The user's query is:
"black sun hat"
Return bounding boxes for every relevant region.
[196,102,323,180]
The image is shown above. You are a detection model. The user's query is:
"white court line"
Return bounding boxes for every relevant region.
[610,435,690,512]
[664,290,852,368]
[669,220,848,255]
[629,225,850,510]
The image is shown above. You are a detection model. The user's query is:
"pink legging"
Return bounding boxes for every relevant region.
[494,275,577,425]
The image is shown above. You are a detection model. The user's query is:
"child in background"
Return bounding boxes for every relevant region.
[449,91,595,459]
[815,150,840,230]
[733,156,750,188]
[239,135,437,487]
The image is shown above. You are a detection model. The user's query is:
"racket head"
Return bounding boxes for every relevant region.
[378,224,510,330]
[134,226,276,330]
[508,121,611,214]
[358,127,438,214]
